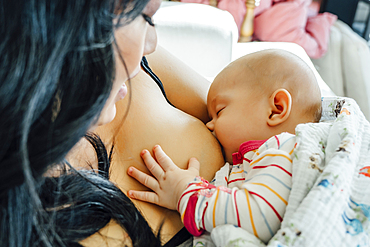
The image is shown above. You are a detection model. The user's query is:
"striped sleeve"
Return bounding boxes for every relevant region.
[178,133,295,243]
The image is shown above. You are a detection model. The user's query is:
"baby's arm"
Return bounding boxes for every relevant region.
[179,147,292,243]
[128,138,293,243]
[181,134,294,242]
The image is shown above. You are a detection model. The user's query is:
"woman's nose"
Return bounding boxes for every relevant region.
[143,25,157,56]
[206,120,214,132]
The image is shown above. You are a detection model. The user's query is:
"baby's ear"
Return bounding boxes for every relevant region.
[267,89,292,127]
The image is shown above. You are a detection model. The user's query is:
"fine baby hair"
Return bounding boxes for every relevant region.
[206,49,322,163]
[225,49,322,124]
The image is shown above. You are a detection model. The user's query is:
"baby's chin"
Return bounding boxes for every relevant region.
[223,150,233,164]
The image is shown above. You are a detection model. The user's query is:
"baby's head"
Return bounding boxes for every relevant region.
[206,49,322,163]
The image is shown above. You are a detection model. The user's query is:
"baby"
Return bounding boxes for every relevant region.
[127,49,322,243]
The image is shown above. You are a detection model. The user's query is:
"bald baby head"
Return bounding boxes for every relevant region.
[219,49,322,123]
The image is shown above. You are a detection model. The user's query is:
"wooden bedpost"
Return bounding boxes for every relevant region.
[239,0,257,42]
[209,0,218,7]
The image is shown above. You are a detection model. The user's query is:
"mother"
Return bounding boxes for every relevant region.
[0,0,193,246]
[83,46,225,245]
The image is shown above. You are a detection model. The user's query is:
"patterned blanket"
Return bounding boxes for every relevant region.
[210,97,370,247]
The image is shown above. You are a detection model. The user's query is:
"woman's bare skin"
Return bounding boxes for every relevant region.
[73,47,224,245]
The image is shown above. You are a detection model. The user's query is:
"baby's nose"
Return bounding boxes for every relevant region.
[206,120,214,132]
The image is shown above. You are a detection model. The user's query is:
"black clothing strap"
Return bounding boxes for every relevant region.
[140,57,190,246]
[141,57,175,107]
[163,227,192,247]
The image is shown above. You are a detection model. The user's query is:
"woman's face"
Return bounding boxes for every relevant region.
[95,0,161,126]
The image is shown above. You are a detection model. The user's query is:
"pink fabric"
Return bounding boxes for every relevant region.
[253,0,337,58]
[232,139,267,164]
[181,0,337,58]
[183,194,205,236]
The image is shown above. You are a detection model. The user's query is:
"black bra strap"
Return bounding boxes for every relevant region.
[163,227,192,247]
[141,57,175,107]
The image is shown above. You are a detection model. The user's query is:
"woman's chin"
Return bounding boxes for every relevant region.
[96,104,117,127]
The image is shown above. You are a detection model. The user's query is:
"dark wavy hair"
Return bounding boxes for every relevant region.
[0,0,161,246]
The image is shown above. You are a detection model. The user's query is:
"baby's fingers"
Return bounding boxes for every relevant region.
[127,166,160,192]
[140,149,165,179]
[128,190,159,205]
[152,145,177,171]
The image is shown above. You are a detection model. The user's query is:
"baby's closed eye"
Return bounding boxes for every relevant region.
[216,107,225,116]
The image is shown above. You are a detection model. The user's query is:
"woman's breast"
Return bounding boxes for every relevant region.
[95,71,224,243]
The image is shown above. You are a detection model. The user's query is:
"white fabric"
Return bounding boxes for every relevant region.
[211,225,265,247]
[208,96,370,247]
[311,20,370,120]
[155,2,335,98]
[310,24,344,96]
[157,2,370,118]
[154,2,238,79]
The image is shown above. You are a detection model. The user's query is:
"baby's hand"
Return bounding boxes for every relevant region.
[127,145,200,210]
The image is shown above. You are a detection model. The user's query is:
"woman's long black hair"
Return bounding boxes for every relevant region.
[0,0,161,246]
